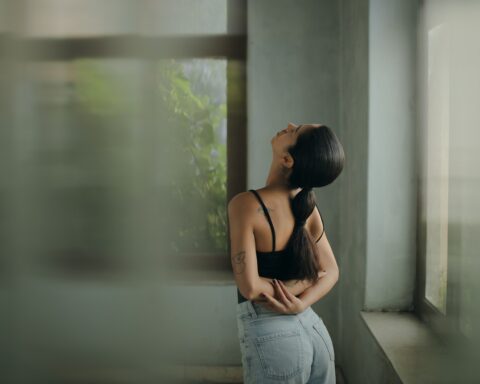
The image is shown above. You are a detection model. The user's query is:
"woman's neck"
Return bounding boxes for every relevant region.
[264,160,301,200]
[265,160,288,188]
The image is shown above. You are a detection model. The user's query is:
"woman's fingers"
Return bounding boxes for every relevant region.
[273,279,292,305]
[277,280,306,313]
[259,278,308,314]
[274,279,289,297]
[262,292,286,312]
[276,279,297,302]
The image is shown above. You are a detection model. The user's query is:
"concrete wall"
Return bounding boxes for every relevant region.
[366,0,417,310]
[336,0,371,381]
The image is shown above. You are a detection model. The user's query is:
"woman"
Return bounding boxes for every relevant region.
[227,122,344,383]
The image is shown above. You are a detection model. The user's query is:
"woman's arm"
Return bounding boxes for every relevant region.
[282,278,313,296]
[228,193,279,301]
[251,271,326,301]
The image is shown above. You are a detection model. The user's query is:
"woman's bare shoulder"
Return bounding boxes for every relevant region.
[227,191,257,213]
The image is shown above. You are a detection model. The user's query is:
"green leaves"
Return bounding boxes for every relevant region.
[158,59,227,253]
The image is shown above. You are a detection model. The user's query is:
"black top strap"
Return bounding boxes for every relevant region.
[249,189,276,252]
[315,203,325,243]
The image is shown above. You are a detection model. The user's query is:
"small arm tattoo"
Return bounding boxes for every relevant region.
[232,250,246,274]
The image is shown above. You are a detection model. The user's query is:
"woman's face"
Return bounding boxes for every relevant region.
[271,122,320,156]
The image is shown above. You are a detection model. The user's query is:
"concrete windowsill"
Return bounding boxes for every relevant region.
[360,311,458,384]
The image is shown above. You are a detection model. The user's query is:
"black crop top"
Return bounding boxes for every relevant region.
[237,189,325,304]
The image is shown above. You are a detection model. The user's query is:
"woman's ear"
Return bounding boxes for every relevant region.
[282,153,294,169]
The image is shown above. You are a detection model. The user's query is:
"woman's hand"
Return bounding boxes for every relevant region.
[258,279,307,315]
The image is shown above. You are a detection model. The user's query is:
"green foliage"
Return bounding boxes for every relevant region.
[158,59,227,253]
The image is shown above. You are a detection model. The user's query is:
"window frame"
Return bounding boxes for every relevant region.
[415,0,464,343]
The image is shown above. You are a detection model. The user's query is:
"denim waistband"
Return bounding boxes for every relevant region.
[236,300,316,322]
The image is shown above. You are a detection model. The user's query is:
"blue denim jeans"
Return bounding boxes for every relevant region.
[236,300,335,384]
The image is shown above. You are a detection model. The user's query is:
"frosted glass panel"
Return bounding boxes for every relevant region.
[15,0,228,37]
[0,56,229,382]
[424,22,449,314]
[448,2,480,339]
[141,0,228,36]
[0,1,240,382]
[15,58,228,270]
[22,0,138,37]
[420,1,480,336]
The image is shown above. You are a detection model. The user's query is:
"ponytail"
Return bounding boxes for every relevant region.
[284,124,343,283]
[287,187,321,284]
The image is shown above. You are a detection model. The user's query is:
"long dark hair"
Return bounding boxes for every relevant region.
[285,125,344,283]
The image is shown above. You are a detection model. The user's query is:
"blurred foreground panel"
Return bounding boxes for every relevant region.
[0,0,232,383]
